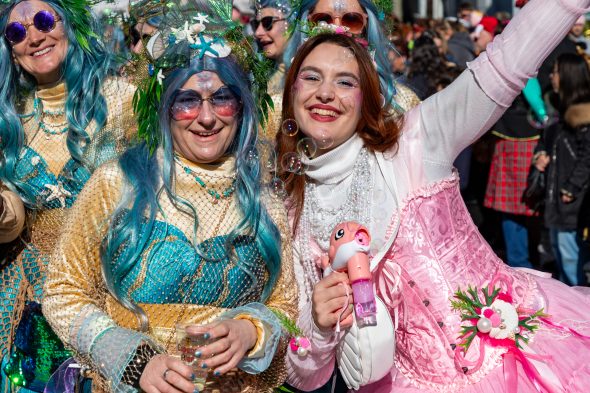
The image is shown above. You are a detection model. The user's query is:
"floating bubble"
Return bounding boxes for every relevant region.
[269,177,287,198]
[296,137,318,157]
[282,119,299,136]
[316,130,335,150]
[265,156,276,171]
[281,152,303,173]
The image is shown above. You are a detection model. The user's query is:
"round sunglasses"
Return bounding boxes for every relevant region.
[4,10,61,45]
[250,16,286,32]
[170,87,241,121]
[309,11,367,35]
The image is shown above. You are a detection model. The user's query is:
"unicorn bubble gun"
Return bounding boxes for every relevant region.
[321,222,377,327]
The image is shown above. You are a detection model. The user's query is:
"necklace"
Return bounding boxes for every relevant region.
[39,105,68,137]
[21,98,69,138]
[298,148,374,301]
[174,156,236,204]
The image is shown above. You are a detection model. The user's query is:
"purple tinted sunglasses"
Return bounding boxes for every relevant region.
[4,10,61,45]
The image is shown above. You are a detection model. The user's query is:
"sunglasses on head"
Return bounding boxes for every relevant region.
[170,87,241,121]
[309,11,366,34]
[251,16,286,32]
[4,10,61,45]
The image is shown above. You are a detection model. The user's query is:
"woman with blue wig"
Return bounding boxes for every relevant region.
[43,2,296,392]
[284,0,420,113]
[0,0,135,390]
[252,0,293,96]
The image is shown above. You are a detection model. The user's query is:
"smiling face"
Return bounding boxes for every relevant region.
[170,71,241,164]
[8,0,68,85]
[292,42,362,155]
[310,0,367,36]
[254,7,288,61]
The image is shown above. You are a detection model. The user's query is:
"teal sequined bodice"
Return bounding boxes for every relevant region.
[117,221,267,308]
[15,146,90,209]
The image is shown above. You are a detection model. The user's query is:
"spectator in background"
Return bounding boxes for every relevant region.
[388,38,409,78]
[458,1,497,54]
[570,14,590,54]
[534,53,590,286]
[406,32,455,100]
[233,0,256,35]
[439,17,475,69]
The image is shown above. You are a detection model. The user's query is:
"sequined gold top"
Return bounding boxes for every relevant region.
[43,153,297,392]
[0,78,137,362]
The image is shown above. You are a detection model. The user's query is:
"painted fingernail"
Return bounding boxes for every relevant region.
[201,363,207,369]
[190,373,196,380]
[214,370,221,376]
[193,389,200,393]
[194,350,202,358]
[203,333,210,340]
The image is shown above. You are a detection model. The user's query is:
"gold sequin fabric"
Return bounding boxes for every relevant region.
[0,77,137,359]
[43,153,297,392]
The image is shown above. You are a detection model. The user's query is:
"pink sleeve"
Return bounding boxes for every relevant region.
[468,0,590,107]
[286,301,343,391]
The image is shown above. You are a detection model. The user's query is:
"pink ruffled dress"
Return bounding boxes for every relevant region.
[286,0,590,392]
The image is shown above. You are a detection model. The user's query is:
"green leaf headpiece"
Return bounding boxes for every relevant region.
[130,0,275,154]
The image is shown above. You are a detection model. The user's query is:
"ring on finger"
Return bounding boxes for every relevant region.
[163,368,171,382]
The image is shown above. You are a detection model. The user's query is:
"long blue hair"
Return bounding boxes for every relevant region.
[0,0,109,207]
[283,0,397,106]
[100,55,282,330]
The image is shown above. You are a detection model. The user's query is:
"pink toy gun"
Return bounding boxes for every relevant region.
[320,222,377,327]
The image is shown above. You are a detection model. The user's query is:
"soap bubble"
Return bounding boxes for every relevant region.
[282,119,299,137]
[281,152,303,173]
[296,137,318,157]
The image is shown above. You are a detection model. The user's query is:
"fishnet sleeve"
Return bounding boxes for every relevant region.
[83,78,138,170]
[42,162,158,393]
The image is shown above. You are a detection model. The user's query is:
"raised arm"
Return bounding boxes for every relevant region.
[417,0,590,174]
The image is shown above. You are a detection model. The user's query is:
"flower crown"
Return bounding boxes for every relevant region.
[303,22,369,48]
[130,0,274,153]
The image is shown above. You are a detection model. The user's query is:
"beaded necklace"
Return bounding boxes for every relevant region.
[174,155,236,204]
[298,148,374,301]
[19,98,68,138]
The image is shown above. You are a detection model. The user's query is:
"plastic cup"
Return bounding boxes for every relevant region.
[175,324,210,391]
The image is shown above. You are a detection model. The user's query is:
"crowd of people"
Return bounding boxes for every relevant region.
[1,0,590,392]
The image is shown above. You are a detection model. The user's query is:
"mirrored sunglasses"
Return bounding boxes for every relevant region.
[170,87,241,121]
[4,10,61,45]
[251,16,286,32]
[309,12,366,34]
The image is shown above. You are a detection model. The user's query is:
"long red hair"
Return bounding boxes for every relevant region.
[276,33,403,234]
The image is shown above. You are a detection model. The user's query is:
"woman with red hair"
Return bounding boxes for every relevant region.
[277,0,590,392]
